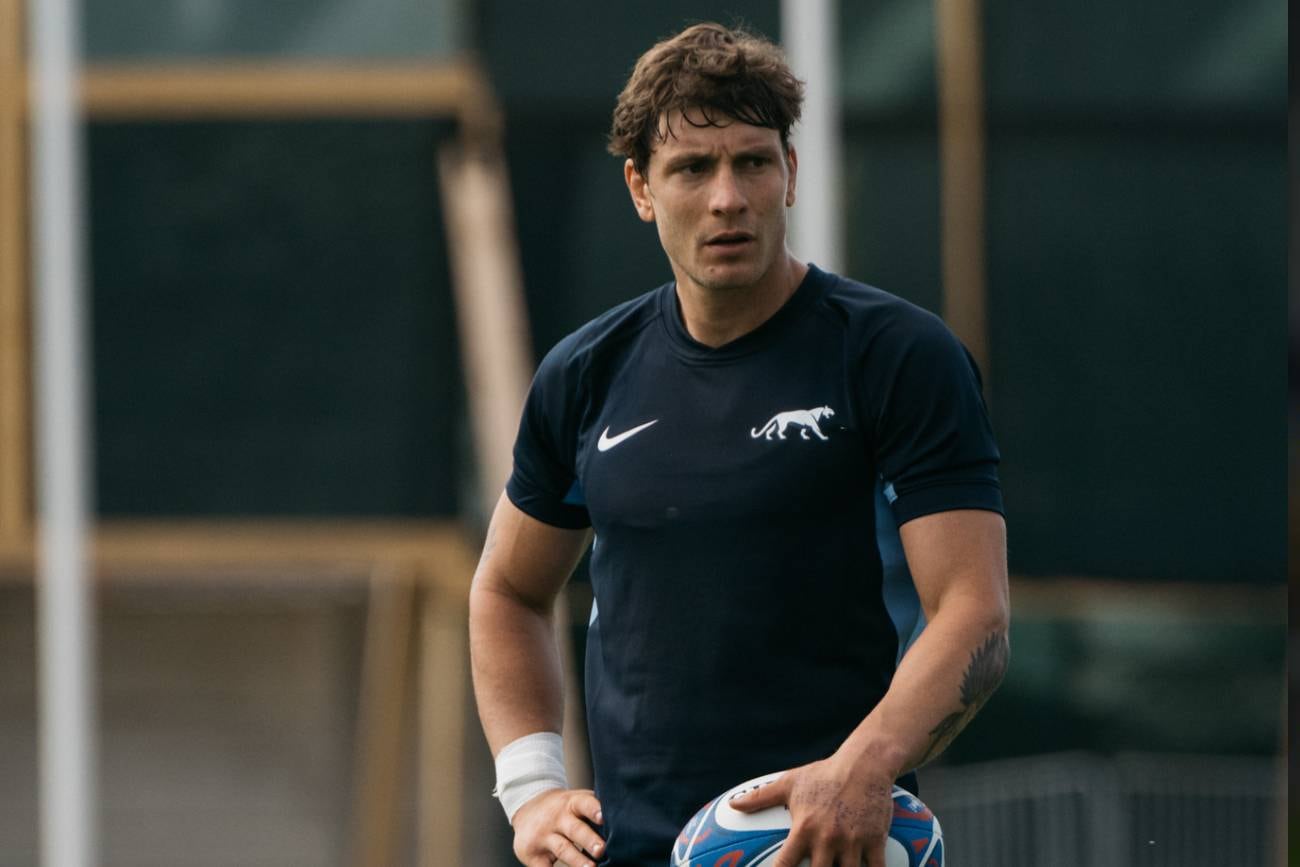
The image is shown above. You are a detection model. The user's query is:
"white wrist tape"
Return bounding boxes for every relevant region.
[493,731,568,823]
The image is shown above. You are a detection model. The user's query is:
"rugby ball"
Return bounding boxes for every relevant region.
[671,772,943,867]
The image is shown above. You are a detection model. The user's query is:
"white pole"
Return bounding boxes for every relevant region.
[781,0,843,275]
[28,0,98,861]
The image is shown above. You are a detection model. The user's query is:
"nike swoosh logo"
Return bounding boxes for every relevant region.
[597,419,658,452]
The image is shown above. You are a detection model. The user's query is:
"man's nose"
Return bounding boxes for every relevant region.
[708,168,747,214]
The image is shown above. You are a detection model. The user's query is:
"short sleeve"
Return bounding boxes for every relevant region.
[861,309,1003,526]
[505,340,592,529]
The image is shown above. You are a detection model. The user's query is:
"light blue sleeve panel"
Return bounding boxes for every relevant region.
[876,479,925,665]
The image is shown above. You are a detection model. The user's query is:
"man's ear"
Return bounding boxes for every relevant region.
[784,145,798,208]
[625,159,656,223]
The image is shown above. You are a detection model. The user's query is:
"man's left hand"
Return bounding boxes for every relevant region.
[728,758,894,867]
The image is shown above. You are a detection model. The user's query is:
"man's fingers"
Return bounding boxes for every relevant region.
[772,828,809,867]
[730,776,789,813]
[862,838,889,867]
[840,843,868,867]
[778,828,865,867]
[546,833,594,867]
[559,814,605,859]
[795,831,839,867]
[571,791,604,826]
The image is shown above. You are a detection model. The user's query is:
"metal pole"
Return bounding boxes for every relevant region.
[28,0,97,862]
[781,0,844,275]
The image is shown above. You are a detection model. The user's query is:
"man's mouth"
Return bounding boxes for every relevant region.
[704,231,754,249]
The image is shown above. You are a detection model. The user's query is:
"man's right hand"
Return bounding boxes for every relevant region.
[511,788,605,867]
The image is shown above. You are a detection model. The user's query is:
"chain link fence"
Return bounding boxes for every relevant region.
[922,752,1282,867]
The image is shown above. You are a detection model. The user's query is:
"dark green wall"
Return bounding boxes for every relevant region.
[90,120,466,517]
[84,2,1285,583]
[482,0,1285,584]
[980,0,1285,583]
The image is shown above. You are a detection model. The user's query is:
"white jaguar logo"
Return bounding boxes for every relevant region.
[750,405,836,441]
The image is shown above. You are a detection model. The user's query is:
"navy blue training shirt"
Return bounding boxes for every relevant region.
[506,265,1002,866]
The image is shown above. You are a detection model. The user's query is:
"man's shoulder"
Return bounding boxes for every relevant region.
[535,282,667,380]
[814,268,974,376]
[566,282,666,351]
[818,270,947,336]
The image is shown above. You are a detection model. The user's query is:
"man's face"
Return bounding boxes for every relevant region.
[625,108,797,294]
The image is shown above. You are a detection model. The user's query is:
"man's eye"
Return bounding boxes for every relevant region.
[744,156,769,168]
[684,162,707,174]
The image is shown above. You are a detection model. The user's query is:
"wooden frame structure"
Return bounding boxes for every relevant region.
[0,0,28,549]
[78,62,496,120]
[0,46,505,537]
[935,0,990,384]
[0,521,480,866]
[0,35,532,865]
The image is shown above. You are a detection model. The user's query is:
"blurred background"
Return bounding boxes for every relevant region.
[0,0,1288,865]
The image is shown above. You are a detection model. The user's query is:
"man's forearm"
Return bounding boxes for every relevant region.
[469,580,568,756]
[837,597,1009,780]
[915,626,1009,764]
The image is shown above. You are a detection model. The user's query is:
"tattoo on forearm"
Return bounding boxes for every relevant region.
[919,630,1008,765]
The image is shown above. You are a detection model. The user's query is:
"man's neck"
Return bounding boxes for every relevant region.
[674,255,809,348]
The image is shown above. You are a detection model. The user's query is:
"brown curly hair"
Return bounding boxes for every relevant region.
[608,22,805,176]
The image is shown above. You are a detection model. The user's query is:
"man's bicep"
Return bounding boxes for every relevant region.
[897,509,1008,622]
[474,493,593,612]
